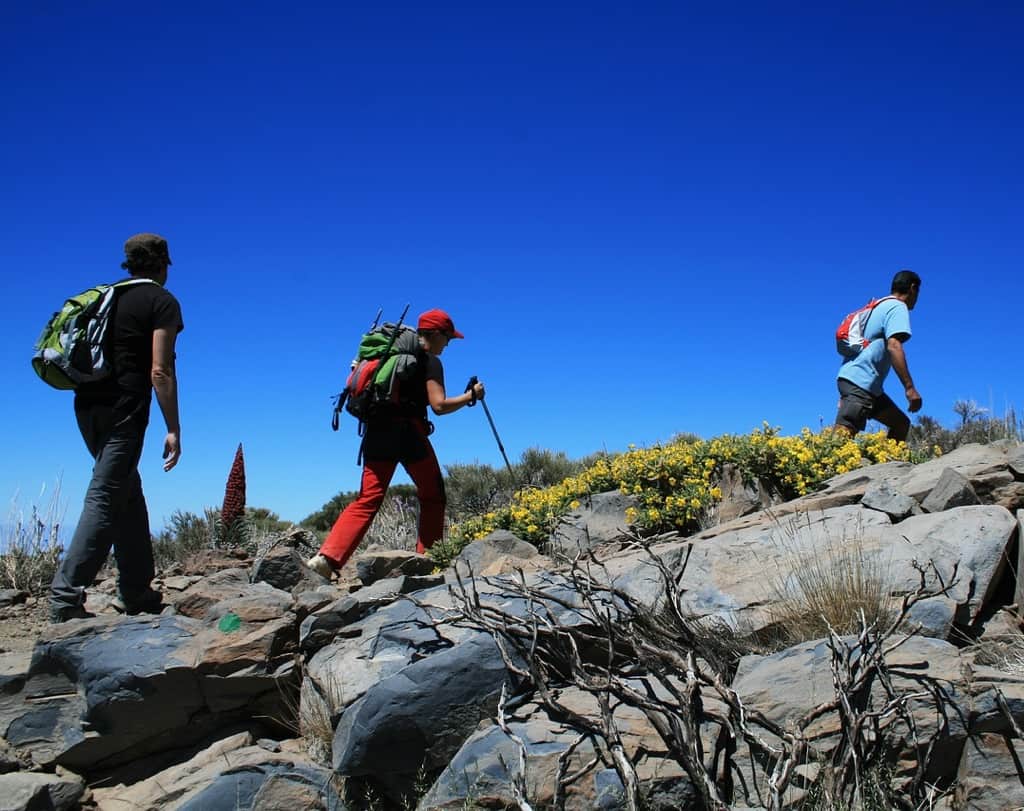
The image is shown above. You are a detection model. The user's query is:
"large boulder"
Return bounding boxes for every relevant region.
[331,633,508,777]
[603,504,1016,639]
[419,686,695,810]
[304,573,613,799]
[0,607,297,773]
[732,635,965,797]
[90,731,345,810]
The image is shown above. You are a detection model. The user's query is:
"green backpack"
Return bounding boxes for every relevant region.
[32,278,156,390]
[331,306,423,431]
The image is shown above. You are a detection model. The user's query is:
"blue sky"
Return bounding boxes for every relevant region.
[2,2,1021,532]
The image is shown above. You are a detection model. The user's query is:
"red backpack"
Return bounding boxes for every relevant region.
[835,296,897,358]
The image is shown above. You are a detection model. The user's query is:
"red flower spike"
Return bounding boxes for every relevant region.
[221,443,247,530]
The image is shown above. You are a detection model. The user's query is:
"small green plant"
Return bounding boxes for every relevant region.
[151,507,222,570]
[0,481,65,594]
[798,761,898,810]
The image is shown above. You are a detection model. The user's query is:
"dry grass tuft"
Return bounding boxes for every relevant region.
[1,482,66,594]
[363,495,420,552]
[764,513,894,648]
[297,665,349,766]
[971,635,1024,675]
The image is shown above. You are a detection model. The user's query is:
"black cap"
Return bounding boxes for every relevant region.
[123,233,172,268]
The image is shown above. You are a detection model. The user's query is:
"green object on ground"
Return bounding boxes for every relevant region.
[218,612,242,633]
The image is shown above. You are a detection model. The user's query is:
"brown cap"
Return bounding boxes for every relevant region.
[123,233,172,267]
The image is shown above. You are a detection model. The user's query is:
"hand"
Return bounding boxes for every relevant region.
[472,381,485,401]
[905,387,922,413]
[163,432,181,471]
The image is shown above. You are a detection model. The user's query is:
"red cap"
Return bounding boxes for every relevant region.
[417,308,464,338]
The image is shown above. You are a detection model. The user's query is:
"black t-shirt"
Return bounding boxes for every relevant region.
[76,278,184,406]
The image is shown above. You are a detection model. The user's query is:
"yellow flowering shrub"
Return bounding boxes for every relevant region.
[435,426,915,566]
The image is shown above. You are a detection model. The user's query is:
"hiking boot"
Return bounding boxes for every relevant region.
[118,588,165,616]
[50,604,96,623]
[306,553,336,579]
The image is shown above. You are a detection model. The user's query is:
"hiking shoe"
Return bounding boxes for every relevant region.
[306,553,335,579]
[50,604,96,623]
[119,588,165,616]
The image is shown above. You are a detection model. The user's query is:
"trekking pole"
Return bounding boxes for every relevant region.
[465,376,516,482]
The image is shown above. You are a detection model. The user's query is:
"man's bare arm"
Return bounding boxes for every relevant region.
[887,335,922,413]
[151,327,181,470]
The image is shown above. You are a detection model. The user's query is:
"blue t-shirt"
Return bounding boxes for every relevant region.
[837,298,911,395]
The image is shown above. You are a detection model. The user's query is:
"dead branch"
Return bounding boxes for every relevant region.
[437,532,964,810]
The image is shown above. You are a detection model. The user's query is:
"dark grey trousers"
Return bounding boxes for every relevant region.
[50,399,154,611]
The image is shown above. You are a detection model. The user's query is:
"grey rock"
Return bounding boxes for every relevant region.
[905,595,959,638]
[0,770,84,811]
[420,690,695,810]
[171,567,252,618]
[733,636,972,782]
[355,551,435,586]
[991,481,1024,512]
[299,576,408,652]
[0,591,28,609]
[332,633,509,781]
[547,490,638,558]
[716,463,776,523]
[604,504,1015,638]
[953,733,1024,810]
[252,546,321,593]
[91,732,345,810]
[922,468,980,512]
[293,587,339,618]
[1,610,295,773]
[860,481,919,521]
[901,443,1010,500]
[1007,443,1024,478]
[452,530,538,578]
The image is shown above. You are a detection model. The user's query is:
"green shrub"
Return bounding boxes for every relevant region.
[909,401,1022,454]
[445,427,912,563]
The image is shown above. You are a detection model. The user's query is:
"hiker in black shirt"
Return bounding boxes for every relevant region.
[49,234,184,622]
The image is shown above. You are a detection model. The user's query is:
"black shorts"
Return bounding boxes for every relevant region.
[835,379,901,434]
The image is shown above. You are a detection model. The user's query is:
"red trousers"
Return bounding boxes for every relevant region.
[319,426,445,569]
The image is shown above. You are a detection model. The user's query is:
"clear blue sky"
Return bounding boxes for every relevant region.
[2,2,1021,532]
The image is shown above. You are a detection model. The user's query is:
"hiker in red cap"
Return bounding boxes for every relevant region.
[307,308,485,577]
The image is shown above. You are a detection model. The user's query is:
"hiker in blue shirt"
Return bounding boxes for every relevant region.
[834,269,922,442]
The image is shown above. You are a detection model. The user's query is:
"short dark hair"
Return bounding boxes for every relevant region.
[891,269,920,294]
[121,233,172,275]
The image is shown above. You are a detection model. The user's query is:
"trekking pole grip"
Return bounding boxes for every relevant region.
[465,375,478,406]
